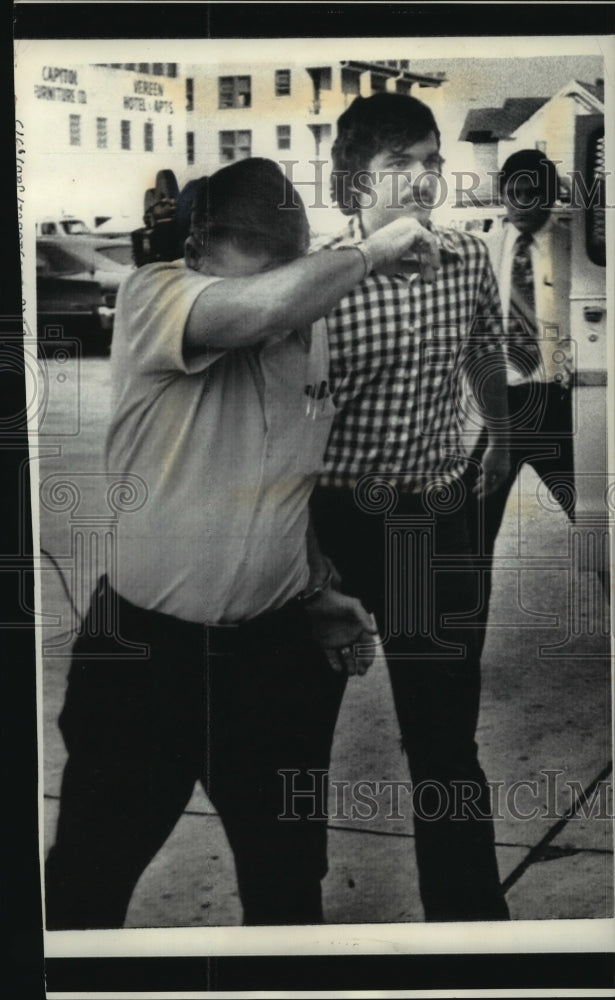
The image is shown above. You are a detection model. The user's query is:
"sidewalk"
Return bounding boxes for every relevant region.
[38,360,612,926]
[40,462,612,926]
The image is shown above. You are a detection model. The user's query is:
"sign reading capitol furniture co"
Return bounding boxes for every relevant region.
[35,66,87,103]
[123,78,174,114]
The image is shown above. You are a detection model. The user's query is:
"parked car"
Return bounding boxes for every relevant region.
[36,216,92,237]
[36,235,135,354]
[94,215,145,237]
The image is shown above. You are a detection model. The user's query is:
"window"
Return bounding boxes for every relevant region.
[275,69,291,96]
[120,119,131,150]
[187,131,195,165]
[167,124,173,147]
[586,128,605,267]
[342,66,361,107]
[341,67,360,98]
[371,73,387,93]
[144,121,154,152]
[307,122,331,157]
[69,114,81,146]
[307,66,332,91]
[276,125,291,150]
[152,63,164,76]
[96,116,108,149]
[61,220,89,235]
[186,77,194,112]
[219,130,252,163]
[166,63,177,78]
[138,63,150,73]
[218,76,251,109]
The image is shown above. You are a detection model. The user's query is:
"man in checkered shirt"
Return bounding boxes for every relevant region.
[311,93,511,921]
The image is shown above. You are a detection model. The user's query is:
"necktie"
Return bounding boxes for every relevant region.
[508,233,542,377]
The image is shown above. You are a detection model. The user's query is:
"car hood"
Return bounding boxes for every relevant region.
[62,268,125,294]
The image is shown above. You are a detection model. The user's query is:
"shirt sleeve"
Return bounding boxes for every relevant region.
[116,261,226,375]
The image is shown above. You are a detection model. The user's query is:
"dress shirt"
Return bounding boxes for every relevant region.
[488,216,572,386]
[314,216,504,491]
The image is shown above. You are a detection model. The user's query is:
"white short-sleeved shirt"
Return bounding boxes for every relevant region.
[105,259,334,624]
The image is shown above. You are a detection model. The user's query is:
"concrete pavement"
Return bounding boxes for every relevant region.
[37,357,613,926]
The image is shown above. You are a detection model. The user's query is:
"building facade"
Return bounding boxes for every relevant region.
[183,59,446,232]
[19,58,446,232]
[457,79,605,205]
[20,62,187,225]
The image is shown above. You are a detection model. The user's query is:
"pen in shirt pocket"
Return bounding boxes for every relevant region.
[304,380,329,418]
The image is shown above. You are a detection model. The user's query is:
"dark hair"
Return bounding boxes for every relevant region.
[176,178,202,247]
[330,93,441,215]
[186,157,309,267]
[499,149,559,206]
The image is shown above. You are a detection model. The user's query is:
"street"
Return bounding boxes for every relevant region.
[36,353,612,926]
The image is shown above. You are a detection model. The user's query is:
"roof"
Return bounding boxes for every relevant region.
[576,79,605,103]
[459,97,548,142]
[341,60,447,87]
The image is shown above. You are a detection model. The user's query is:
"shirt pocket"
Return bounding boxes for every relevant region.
[294,391,337,477]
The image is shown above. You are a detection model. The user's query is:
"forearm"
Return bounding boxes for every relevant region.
[184,216,441,353]
[186,247,367,352]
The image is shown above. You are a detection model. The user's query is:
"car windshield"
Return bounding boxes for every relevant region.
[60,220,90,234]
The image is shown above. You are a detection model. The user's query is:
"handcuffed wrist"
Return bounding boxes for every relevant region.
[297,558,334,604]
[335,242,374,280]
[354,241,374,278]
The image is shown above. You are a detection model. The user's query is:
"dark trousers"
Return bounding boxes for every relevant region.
[464,382,575,658]
[311,485,509,922]
[45,578,346,929]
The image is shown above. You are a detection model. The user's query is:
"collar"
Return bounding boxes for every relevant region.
[346,214,462,260]
[502,214,555,248]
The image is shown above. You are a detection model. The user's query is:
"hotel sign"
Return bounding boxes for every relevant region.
[122,78,174,114]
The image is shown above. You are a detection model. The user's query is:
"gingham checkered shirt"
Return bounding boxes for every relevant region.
[315,217,504,491]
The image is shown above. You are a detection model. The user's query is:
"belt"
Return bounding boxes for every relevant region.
[91,576,308,657]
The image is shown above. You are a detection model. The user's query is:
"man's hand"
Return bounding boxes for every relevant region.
[304,588,379,676]
[365,216,441,282]
[473,443,511,499]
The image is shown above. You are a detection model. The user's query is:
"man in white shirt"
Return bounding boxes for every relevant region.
[466,149,575,655]
[44,157,441,929]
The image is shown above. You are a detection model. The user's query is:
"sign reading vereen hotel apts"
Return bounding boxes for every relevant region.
[33,66,176,114]
[35,66,87,103]
[123,78,174,113]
